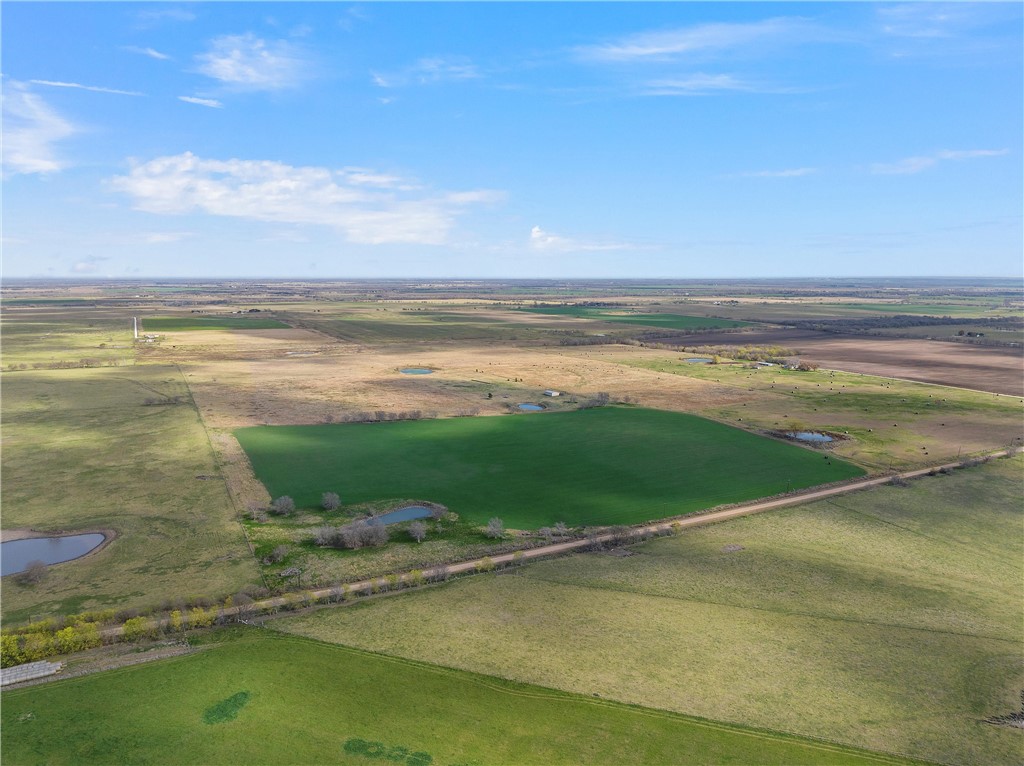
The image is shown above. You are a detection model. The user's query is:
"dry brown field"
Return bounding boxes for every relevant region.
[668,327,1024,396]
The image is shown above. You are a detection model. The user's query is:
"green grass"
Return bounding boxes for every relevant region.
[0,628,926,766]
[0,307,136,367]
[282,456,1024,766]
[140,316,291,331]
[235,407,864,528]
[0,366,258,623]
[520,305,751,330]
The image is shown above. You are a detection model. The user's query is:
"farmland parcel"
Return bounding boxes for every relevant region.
[235,407,864,528]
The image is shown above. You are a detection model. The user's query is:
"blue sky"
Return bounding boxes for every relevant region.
[3,2,1021,278]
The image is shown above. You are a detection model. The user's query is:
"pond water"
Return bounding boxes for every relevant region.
[373,506,434,525]
[685,358,713,363]
[787,431,834,443]
[517,403,544,411]
[399,368,434,375]
[1,534,106,576]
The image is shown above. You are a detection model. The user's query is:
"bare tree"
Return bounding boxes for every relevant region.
[271,496,295,516]
[267,545,289,564]
[321,492,341,511]
[247,503,268,522]
[553,521,569,537]
[18,560,47,585]
[409,520,427,543]
[485,517,505,539]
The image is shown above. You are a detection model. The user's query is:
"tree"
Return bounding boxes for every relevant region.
[271,496,295,516]
[268,544,290,563]
[485,517,505,539]
[476,557,496,573]
[122,617,154,642]
[409,520,427,543]
[553,521,569,537]
[321,491,340,511]
[169,610,183,632]
[18,560,47,586]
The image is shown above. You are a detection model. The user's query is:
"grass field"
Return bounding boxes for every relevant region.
[0,628,927,766]
[1,306,136,367]
[0,366,258,623]
[282,456,1024,766]
[520,305,751,330]
[234,407,864,527]
[141,316,291,331]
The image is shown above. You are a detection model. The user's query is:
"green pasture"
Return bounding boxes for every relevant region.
[0,366,258,623]
[0,306,135,367]
[613,356,1023,470]
[0,629,925,766]
[520,305,751,330]
[235,408,864,528]
[140,316,291,331]
[283,456,1024,766]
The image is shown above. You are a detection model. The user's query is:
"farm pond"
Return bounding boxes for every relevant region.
[399,368,434,375]
[372,506,434,525]
[1,534,106,576]
[787,431,835,443]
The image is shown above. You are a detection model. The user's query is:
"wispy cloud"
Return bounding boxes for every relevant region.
[871,148,1008,175]
[529,226,639,253]
[178,95,223,108]
[195,33,310,91]
[642,73,777,96]
[109,152,503,245]
[576,17,830,63]
[372,57,481,88]
[71,255,108,274]
[1,82,76,177]
[134,7,195,29]
[144,231,194,244]
[124,46,172,61]
[29,79,144,96]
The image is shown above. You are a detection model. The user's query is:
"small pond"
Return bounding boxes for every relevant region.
[517,403,544,411]
[373,506,434,525]
[787,431,834,443]
[685,358,713,363]
[399,368,434,375]
[1,534,106,576]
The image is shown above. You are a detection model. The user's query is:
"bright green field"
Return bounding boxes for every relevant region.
[141,316,291,331]
[234,408,864,527]
[521,305,751,330]
[282,457,1024,766]
[0,629,925,766]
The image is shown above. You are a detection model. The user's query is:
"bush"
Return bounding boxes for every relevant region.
[485,517,505,539]
[338,520,390,550]
[17,560,47,586]
[321,491,341,511]
[271,496,295,516]
[121,617,155,642]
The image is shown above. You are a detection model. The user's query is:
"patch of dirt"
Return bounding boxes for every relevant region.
[722,544,745,553]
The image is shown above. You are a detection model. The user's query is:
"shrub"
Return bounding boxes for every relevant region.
[485,517,505,539]
[321,491,341,511]
[121,617,154,642]
[17,560,47,586]
[271,496,295,516]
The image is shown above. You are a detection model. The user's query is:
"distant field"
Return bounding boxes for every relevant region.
[0,306,135,367]
[0,366,257,623]
[235,407,864,527]
[0,629,926,766]
[141,316,291,331]
[520,305,751,330]
[283,456,1024,766]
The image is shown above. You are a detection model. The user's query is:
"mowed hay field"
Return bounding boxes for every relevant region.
[0,366,258,622]
[0,630,926,766]
[283,457,1024,766]
[235,407,864,527]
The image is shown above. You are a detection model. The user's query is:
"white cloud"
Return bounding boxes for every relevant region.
[529,226,637,253]
[371,57,481,88]
[196,33,309,90]
[124,46,172,61]
[1,82,76,177]
[134,8,195,28]
[576,18,827,62]
[29,79,144,96]
[871,148,1008,175]
[71,255,108,273]
[178,95,224,108]
[109,152,502,245]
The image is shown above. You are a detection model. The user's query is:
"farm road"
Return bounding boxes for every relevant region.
[89,451,1011,643]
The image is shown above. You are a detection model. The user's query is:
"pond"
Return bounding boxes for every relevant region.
[685,358,713,363]
[1,533,106,576]
[372,506,434,525]
[517,403,545,411]
[399,368,434,375]
[786,431,834,443]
